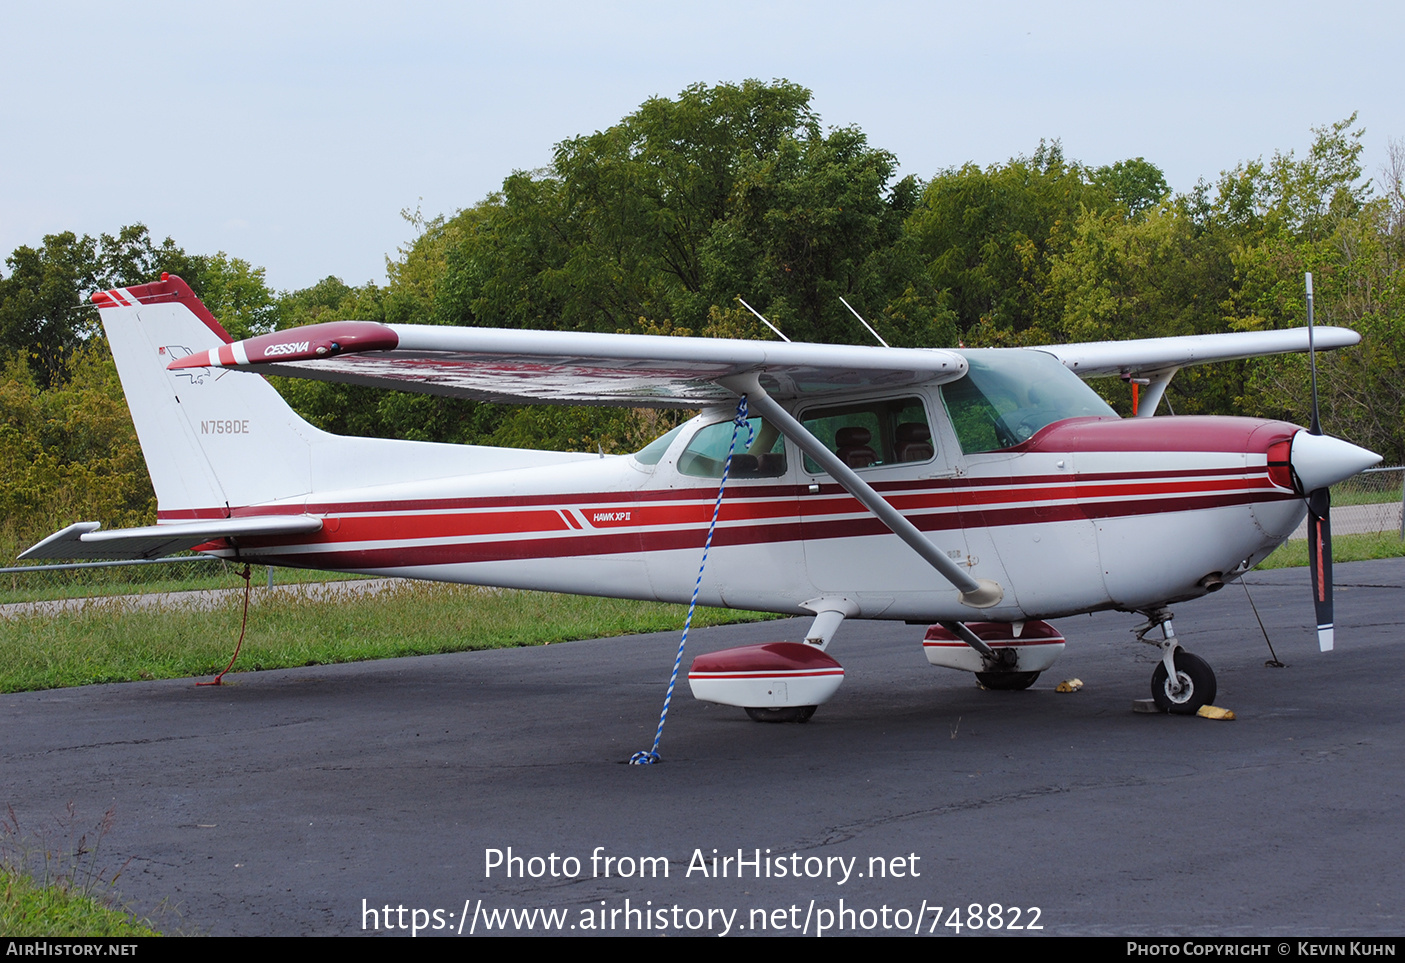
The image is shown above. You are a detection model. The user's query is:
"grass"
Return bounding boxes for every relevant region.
[0,581,776,693]
[1,805,161,937]
[0,560,357,606]
[1326,468,1403,506]
[1332,488,1403,507]
[1,869,160,937]
[1258,529,1405,569]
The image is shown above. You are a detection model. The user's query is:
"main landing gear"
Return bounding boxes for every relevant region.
[922,621,1066,688]
[975,670,1041,691]
[1134,608,1217,714]
[688,642,845,723]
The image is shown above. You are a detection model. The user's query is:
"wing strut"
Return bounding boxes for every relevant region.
[723,373,1003,609]
[1132,370,1176,418]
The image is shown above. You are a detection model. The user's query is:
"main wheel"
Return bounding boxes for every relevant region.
[745,705,817,723]
[1150,651,1217,714]
[975,670,1041,691]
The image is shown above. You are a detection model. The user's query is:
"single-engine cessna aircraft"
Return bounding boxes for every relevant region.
[23,274,1380,721]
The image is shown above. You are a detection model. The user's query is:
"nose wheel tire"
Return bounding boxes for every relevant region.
[1150,651,1216,714]
[975,670,1041,691]
[745,706,817,723]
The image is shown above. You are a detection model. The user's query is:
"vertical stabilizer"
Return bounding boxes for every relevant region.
[96,274,317,517]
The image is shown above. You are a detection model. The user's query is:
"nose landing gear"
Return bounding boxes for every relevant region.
[1135,609,1218,715]
[1149,650,1217,713]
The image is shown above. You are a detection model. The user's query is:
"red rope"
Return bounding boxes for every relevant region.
[197,564,252,686]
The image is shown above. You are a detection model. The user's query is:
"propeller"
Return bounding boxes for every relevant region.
[1306,486,1333,651]
[1292,273,1380,651]
[1305,273,1333,651]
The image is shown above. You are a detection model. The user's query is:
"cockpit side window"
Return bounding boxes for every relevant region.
[798,397,933,473]
[677,417,787,478]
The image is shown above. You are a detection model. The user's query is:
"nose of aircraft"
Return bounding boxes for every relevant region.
[1290,431,1382,493]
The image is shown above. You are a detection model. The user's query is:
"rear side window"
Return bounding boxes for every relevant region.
[799,397,933,473]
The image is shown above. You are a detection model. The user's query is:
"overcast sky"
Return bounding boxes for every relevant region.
[3,0,1402,292]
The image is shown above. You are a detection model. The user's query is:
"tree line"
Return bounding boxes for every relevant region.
[4,80,1402,556]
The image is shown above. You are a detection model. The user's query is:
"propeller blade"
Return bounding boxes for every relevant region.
[1307,487,1333,651]
[1306,272,1322,436]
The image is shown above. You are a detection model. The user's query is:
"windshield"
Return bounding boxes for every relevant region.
[942,349,1115,453]
[633,424,686,465]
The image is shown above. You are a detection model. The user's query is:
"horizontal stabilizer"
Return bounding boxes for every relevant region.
[20,517,323,562]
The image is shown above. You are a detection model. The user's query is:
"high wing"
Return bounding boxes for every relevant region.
[170,320,1359,409]
[168,322,971,407]
[1036,327,1361,378]
[1033,326,1359,417]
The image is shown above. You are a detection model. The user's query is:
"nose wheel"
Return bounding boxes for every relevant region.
[1149,650,1217,714]
[1135,609,1219,715]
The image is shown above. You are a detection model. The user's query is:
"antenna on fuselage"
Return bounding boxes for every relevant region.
[839,296,889,347]
[736,297,791,342]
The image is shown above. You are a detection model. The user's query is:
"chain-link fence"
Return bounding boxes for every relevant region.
[1294,465,1405,539]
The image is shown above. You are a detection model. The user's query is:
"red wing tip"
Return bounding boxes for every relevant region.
[167,352,210,370]
[238,322,400,364]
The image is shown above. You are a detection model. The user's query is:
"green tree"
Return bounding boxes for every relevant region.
[0,233,102,387]
[906,141,1103,343]
[433,79,920,345]
[1047,201,1240,414]
[1090,158,1170,217]
[0,225,259,385]
[0,347,155,557]
[189,253,277,340]
[699,124,921,344]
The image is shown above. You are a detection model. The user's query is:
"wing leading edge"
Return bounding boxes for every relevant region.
[169,320,1360,408]
[167,322,970,407]
[1036,327,1360,378]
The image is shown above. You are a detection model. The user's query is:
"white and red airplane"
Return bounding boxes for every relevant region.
[23,274,1379,721]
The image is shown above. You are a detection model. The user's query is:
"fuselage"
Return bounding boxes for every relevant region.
[212,393,1307,625]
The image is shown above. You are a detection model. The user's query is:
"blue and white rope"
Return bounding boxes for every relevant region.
[630,396,753,765]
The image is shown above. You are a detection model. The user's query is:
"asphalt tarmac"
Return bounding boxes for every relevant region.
[4,559,1403,937]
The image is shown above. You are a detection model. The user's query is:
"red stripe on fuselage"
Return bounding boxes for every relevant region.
[158,463,1280,522]
[329,507,570,542]
[167,456,1296,571]
[226,482,1293,571]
